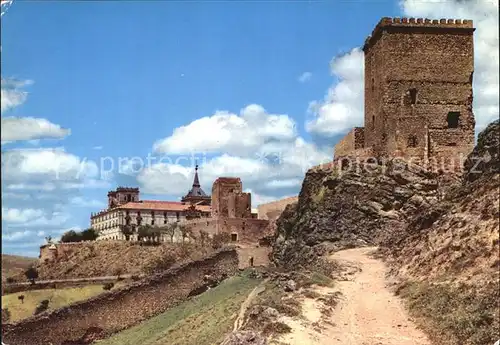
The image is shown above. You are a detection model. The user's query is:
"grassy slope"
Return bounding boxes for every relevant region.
[2,285,105,322]
[97,274,262,345]
[1,254,37,281]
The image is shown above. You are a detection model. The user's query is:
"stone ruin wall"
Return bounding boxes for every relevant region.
[184,217,270,244]
[236,246,271,269]
[2,249,239,345]
[39,241,96,262]
[333,127,365,158]
[257,196,299,221]
[211,177,243,218]
[227,191,252,218]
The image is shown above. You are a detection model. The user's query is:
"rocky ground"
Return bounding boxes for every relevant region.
[269,120,499,345]
[271,147,457,269]
[34,241,214,280]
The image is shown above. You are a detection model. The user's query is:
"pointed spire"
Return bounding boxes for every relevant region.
[192,163,200,187]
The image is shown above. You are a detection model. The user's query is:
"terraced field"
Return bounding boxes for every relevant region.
[97,273,262,345]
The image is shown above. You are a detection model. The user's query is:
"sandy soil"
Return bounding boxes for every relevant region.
[278,247,430,345]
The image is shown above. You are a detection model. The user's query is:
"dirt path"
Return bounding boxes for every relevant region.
[233,278,269,331]
[279,247,430,345]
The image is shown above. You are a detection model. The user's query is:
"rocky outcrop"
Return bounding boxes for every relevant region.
[220,330,267,345]
[386,120,499,284]
[271,157,456,268]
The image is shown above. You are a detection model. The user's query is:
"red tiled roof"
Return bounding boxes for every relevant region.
[116,200,211,212]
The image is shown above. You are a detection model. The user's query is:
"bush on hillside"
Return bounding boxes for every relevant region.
[24,266,39,285]
[103,282,115,291]
[60,228,98,243]
[33,299,50,315]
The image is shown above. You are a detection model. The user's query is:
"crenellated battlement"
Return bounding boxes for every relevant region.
[364,17,474,50]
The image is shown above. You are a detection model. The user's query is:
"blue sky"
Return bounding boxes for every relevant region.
[1,0,498,257]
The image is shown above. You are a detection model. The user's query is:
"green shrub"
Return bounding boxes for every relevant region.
[103,282,115,291]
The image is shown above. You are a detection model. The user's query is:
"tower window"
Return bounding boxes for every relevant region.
[407,135,418,148]
[231,233,238,242]
[409,88,417,104]
[372,115,375,129]
[447,112,460,128]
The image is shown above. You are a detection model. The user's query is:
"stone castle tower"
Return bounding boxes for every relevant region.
[335,17,476,169]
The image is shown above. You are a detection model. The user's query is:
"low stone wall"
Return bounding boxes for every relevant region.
[185,217,270,244]
[257,196,299,220]
[2,248,239,345]
[40,241,100,263]
[2,278,120,295]
[236,246,271,269]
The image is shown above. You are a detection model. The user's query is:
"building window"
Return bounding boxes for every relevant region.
[447,112,460,128]
[407,135,418,148]
[409,88,417,104]
[176,212,180,221]
[372,115,375,129]
[164,219,168,224]
[151,219,155,225]
[231,233,238,242]
[447,142,457,146]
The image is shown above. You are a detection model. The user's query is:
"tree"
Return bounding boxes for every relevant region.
[80,228,98,241]
[199,230,209,247]
[24,266,39,285]
[161,223,177,243]
[33,300,49,315]
[138,224,157,243]
[103,282,114,291]
[120,224,133,240]
[60,228,97,242]
[18,295,25,304]
[113,267,123,280]
[178,224,192,243]
[60,230,81,243]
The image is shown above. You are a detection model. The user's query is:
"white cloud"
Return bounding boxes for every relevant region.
[3,230,32,242]
[153,104,297,156]
[139,102,331,199]
[69,196,106,208]
[1,148,98,182]
[401,0,499,132]
[1,117,71,142]
[1,207,44,223]
[298,72,312,83]
[0,78,33,113]
[6,212,70,228]
[306,48,364,136]
[307,1,498,137]
[265,178,303,189]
